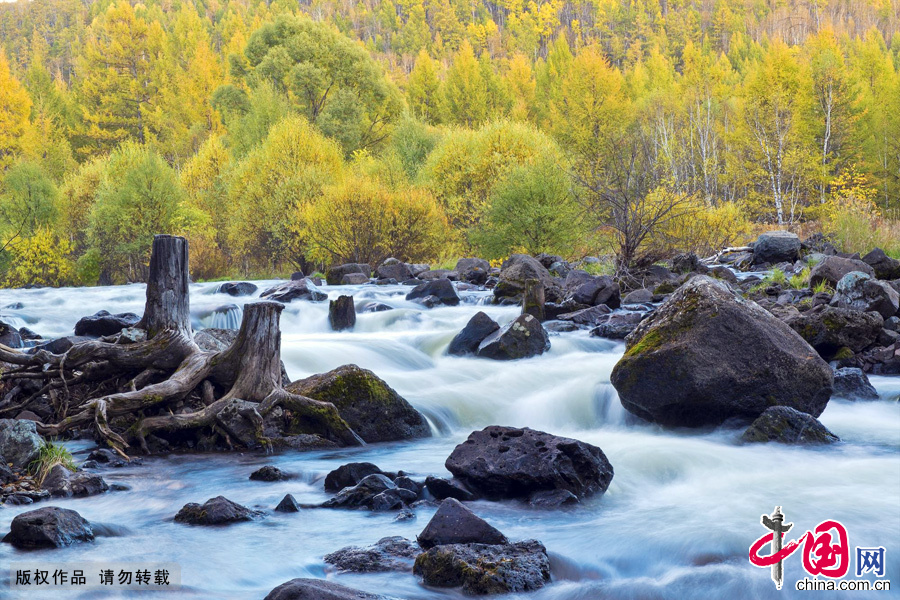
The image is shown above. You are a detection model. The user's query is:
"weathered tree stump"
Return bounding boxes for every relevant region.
[522,278,545,321]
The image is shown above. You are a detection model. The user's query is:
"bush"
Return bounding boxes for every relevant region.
[4,227,75,287]
[303,177,448,266]
[647,198,753,258]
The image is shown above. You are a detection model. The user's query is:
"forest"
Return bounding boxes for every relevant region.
[0,0,898,285]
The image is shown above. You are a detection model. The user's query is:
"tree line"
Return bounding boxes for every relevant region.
[0,0,898,285]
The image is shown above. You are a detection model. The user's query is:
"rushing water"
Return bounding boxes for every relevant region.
[1,281,898,600]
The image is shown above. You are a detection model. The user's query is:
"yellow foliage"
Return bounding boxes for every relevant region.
[649,197,754,257]
[5,228,75,287]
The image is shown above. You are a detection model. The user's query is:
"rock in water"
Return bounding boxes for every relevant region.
[476,314,550,360]
[448,312,500,356]
[417,498,508,549]
[324,463,384,492]
[275,494,301,512]
[287,365,430,443]
[830,272,899,319]
[0,419,44,470]
[785,305,883,358]
[570,275,620,308]
[832,368,879,400]
[73,310,140,337]
[493,254,562,302]
[445,426,614,501]
[424,476,476,501]
[42,465,109,497]
[250,465,289,481]
[752,231,801,265]
[218,281,258,297]
[327,263,371,285]
[406,278,460,306]
[261,279,328,303]
[741,406,839,444]
[0,320,22,348]
[324,536,420,573]
[329,295,357,331]
[264,578,386,600]
[413,540,551,595]
[610,276,834,427]
[3,507,94,548]
[174,496,263,525]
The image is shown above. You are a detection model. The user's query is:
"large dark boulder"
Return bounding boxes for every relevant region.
[445,426,614,501]
[456,258,490,284]
[324,462,384,492]
[42,465,108,497]
[74,310,140,337]
[0,319,23,348]
[590,312,644,340]
[0,418,43,470]
[264,578,385,600]
[3,507,94,548]
[327,263,371,286]
[741,406,839,445]
[752,231,801,265]
[406,279,460,306]
[494,255,562,302]
[448,312,500,356]
[570,275,621,308]
[786,305,883,357]
[174,496,263,525]
[809,256,875,288]
[414,540,551,595]
[832,367,879,400]
[329,295,356,331]
[611,276,834,427]
[424,476,476,501]
[556,305,612,327]
[287,365,430,443]
[417,498,508,549]
[862,248,900,280]
[218,281,258,297]
[250,465,289,481]
[375,259,413,282]
[325,536,419,573]
[261,279,327,303]
[830,272,899,319]
[476,314,550,360]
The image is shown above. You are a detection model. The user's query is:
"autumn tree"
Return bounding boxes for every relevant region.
[0,49,34,170]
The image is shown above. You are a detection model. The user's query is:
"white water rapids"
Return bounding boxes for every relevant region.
[1,281,898,599]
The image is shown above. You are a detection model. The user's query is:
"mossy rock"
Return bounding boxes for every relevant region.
[286,365,431,443]
[741,406,839,444]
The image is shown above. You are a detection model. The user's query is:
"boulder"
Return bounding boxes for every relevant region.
[214,398,264,448]
[445,426,614,500]
[31,335,94,355]
[741,406,839,445]
[590,312,644,340]
[623,288,653,304]
[570,275,621,308]
[494,255,562,303]
[424,476,476,501]
[341,273,370,285]
[528,489,579,508]
[0,419,43,470]
[218,282,258,297]
[0,320,23,348]
[359,302,392,313]
[275,494,301,512]
[329,295,356,331]
[0,459,16,484]
[418,269,458,281]
[324,462,384,492]
[476,314,550,360]
[752,231,801,265]
[417,498,508,549]
[194,328,238,352]
[325,536,420,573]
[786,305,883,357]
[375,260,413,281]
[261,279,327,303]
[291,271,306,281]
[2,507,94,549]
[448,312,500,356]
[830,272,899,319]
[832,367,879,400]
[264,578,385,600]
[564,269,595,291]
[414,540,551,595]
[249,465,289,481]
[74,310,140,337]
[287,365,430,443]
[406,279,460,306]
[862,248,900,280]
[322,474,409,509]
[556,305,612,327]
[327,263,371,286]
[671,252,707,274]
[42,465,108,497]
[708,265,739,284]
[456,258,490,284]
[809,256,875,288]
[174,496,263,525]
[611,276,834,427]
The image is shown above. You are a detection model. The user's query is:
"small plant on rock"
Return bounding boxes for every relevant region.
[29,441,76,486]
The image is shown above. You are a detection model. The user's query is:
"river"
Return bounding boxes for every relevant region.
[1,281,898,599]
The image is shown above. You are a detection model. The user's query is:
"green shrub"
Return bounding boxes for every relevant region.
[29,441,76,486]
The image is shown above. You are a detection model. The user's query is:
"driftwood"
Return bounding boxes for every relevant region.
[700,246,753,265]
[0,235,361,457]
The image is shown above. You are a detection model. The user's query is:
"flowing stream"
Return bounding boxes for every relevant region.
[1,281,898,599]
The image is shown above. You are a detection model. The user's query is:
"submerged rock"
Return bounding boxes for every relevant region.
[741,406,839,445]
[287,365,430,443]
[476,314,550,360]
[445,426,614,501]
[448,312,500,356]
[417,498,508,549]
[264,578,386,600]
[0,419,44,470]
[325,536,420,573]
[3,507,94,548]
[611,276,834,427]
[174,496,263,525]
[832,367,880,400]
[414,540,551,595]
[261,279,327,303]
